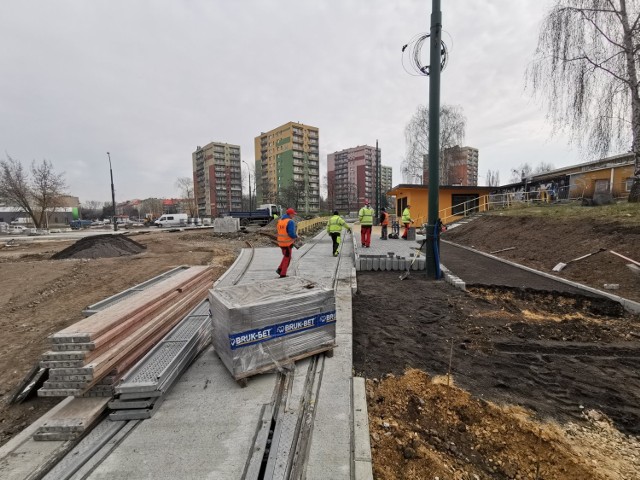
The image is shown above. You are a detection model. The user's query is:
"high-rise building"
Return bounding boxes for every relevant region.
[381,165,393,209]
[327,145,380,214]
[254,122,320,213]
[192,142,242,218]
[423,146,479,186]
[444,146,479,186]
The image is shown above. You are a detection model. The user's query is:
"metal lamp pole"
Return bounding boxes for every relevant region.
[107,152,118,232]
[242,160,252,212]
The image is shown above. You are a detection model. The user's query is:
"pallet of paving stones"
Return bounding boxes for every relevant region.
[209,276,336,382]
[108,300,212,420]
[37,266,213,398]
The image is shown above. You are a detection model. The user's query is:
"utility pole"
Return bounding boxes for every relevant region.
[107,152,118,232]
[425,0,442,278]
[375,140,380,223]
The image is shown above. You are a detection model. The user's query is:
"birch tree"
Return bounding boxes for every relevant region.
[402,104,466,184]
[528,0,640,201]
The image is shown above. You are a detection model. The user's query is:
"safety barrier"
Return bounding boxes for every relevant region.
[297,216,331,235]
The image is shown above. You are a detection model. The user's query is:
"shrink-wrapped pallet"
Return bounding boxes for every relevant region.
[209,276,336,380]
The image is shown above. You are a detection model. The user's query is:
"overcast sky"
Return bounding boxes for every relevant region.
[0,0,579,204]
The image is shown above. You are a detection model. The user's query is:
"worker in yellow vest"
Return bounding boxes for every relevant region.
[326,210,351,256]
[401,204,414,240]
[379,207,389,240]
[276,208,298,278]
[358,200,374,248]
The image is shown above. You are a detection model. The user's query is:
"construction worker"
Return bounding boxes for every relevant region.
[401,204,414,240]
[358,200,374,248]
[326,210,351,256]
[379,207,389,240]
[276,208,298,278]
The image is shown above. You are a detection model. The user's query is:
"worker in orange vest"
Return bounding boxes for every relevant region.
[276,208,298,278]
[379,207,389,240]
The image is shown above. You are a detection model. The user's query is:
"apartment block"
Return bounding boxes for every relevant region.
[192,142,242,218]
[423,146,479,186]
[381,165,393,209]
[327,145,380,214]
[254,122,320,214]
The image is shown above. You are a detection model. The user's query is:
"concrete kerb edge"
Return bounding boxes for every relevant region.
[352,377,373,480]
[440,264,466,291]
[213,248,247,288]
[441,239,640,314]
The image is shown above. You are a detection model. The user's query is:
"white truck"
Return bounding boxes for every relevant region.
[154,213,188,228]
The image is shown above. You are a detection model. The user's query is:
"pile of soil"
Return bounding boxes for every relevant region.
[51,234,146,260]
[367,369,605,480]
[354,271,640,478]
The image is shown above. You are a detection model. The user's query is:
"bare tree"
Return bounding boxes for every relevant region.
[510,162,555,183]
[402,104,466,184]
[486,169,501,186]
[81,200,103,219]
[175,177,197,217]
[528,0,640,201]
[279,182,306,213]
[0,156,66,228]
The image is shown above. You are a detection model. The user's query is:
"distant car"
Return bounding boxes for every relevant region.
[8,226,26,234]
[70,220,93,230]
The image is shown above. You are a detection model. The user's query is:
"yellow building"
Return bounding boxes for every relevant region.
[387,184,494,226]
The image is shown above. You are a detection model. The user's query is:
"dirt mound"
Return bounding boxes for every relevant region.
[368,369,608,480]
[51,234,146,260]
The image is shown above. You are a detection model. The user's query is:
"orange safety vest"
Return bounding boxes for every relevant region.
[381,212,389,226]
[277,218,295,247]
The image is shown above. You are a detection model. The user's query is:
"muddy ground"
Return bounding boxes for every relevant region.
[0,228,273,447]
[354,212,640,479]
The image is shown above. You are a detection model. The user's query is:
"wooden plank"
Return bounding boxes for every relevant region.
[76,284,211,394]
[49,266,212,343]
[36,397,109,435]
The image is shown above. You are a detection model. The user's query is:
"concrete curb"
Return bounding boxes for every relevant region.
[352,377,373,480]
[442,239,640,314]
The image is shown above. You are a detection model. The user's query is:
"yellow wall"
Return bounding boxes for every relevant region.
[388,186,492,225]
[570,165,635,198]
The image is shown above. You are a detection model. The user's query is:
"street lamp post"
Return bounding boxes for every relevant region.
[242,160,252,212]
[107,152,118,232]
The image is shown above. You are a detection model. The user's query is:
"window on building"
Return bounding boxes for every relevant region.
[625,177,634,192]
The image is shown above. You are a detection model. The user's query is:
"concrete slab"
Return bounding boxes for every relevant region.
[86,349,278,479]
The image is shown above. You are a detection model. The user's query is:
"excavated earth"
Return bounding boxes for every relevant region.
[354,211,640,479]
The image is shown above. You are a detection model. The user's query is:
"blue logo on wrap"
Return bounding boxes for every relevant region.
[229,310,336,350]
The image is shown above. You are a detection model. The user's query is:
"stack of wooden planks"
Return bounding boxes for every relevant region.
[108,300,211,420]
[32,266,213,441]
[37,266,213,398]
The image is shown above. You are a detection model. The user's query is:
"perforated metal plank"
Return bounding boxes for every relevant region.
[116,313,209,394]
[108,398,156,409]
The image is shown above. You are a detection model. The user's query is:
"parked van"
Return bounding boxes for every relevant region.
[154,214,188,227]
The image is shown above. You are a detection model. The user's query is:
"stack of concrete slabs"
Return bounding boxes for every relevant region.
[209,276,336,380]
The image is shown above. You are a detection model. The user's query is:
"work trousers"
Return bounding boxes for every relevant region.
[330,232,341,255]
[277,245,293,277]
[402,223,410,239]
[361,225,372,247]
[380,225,388,239]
